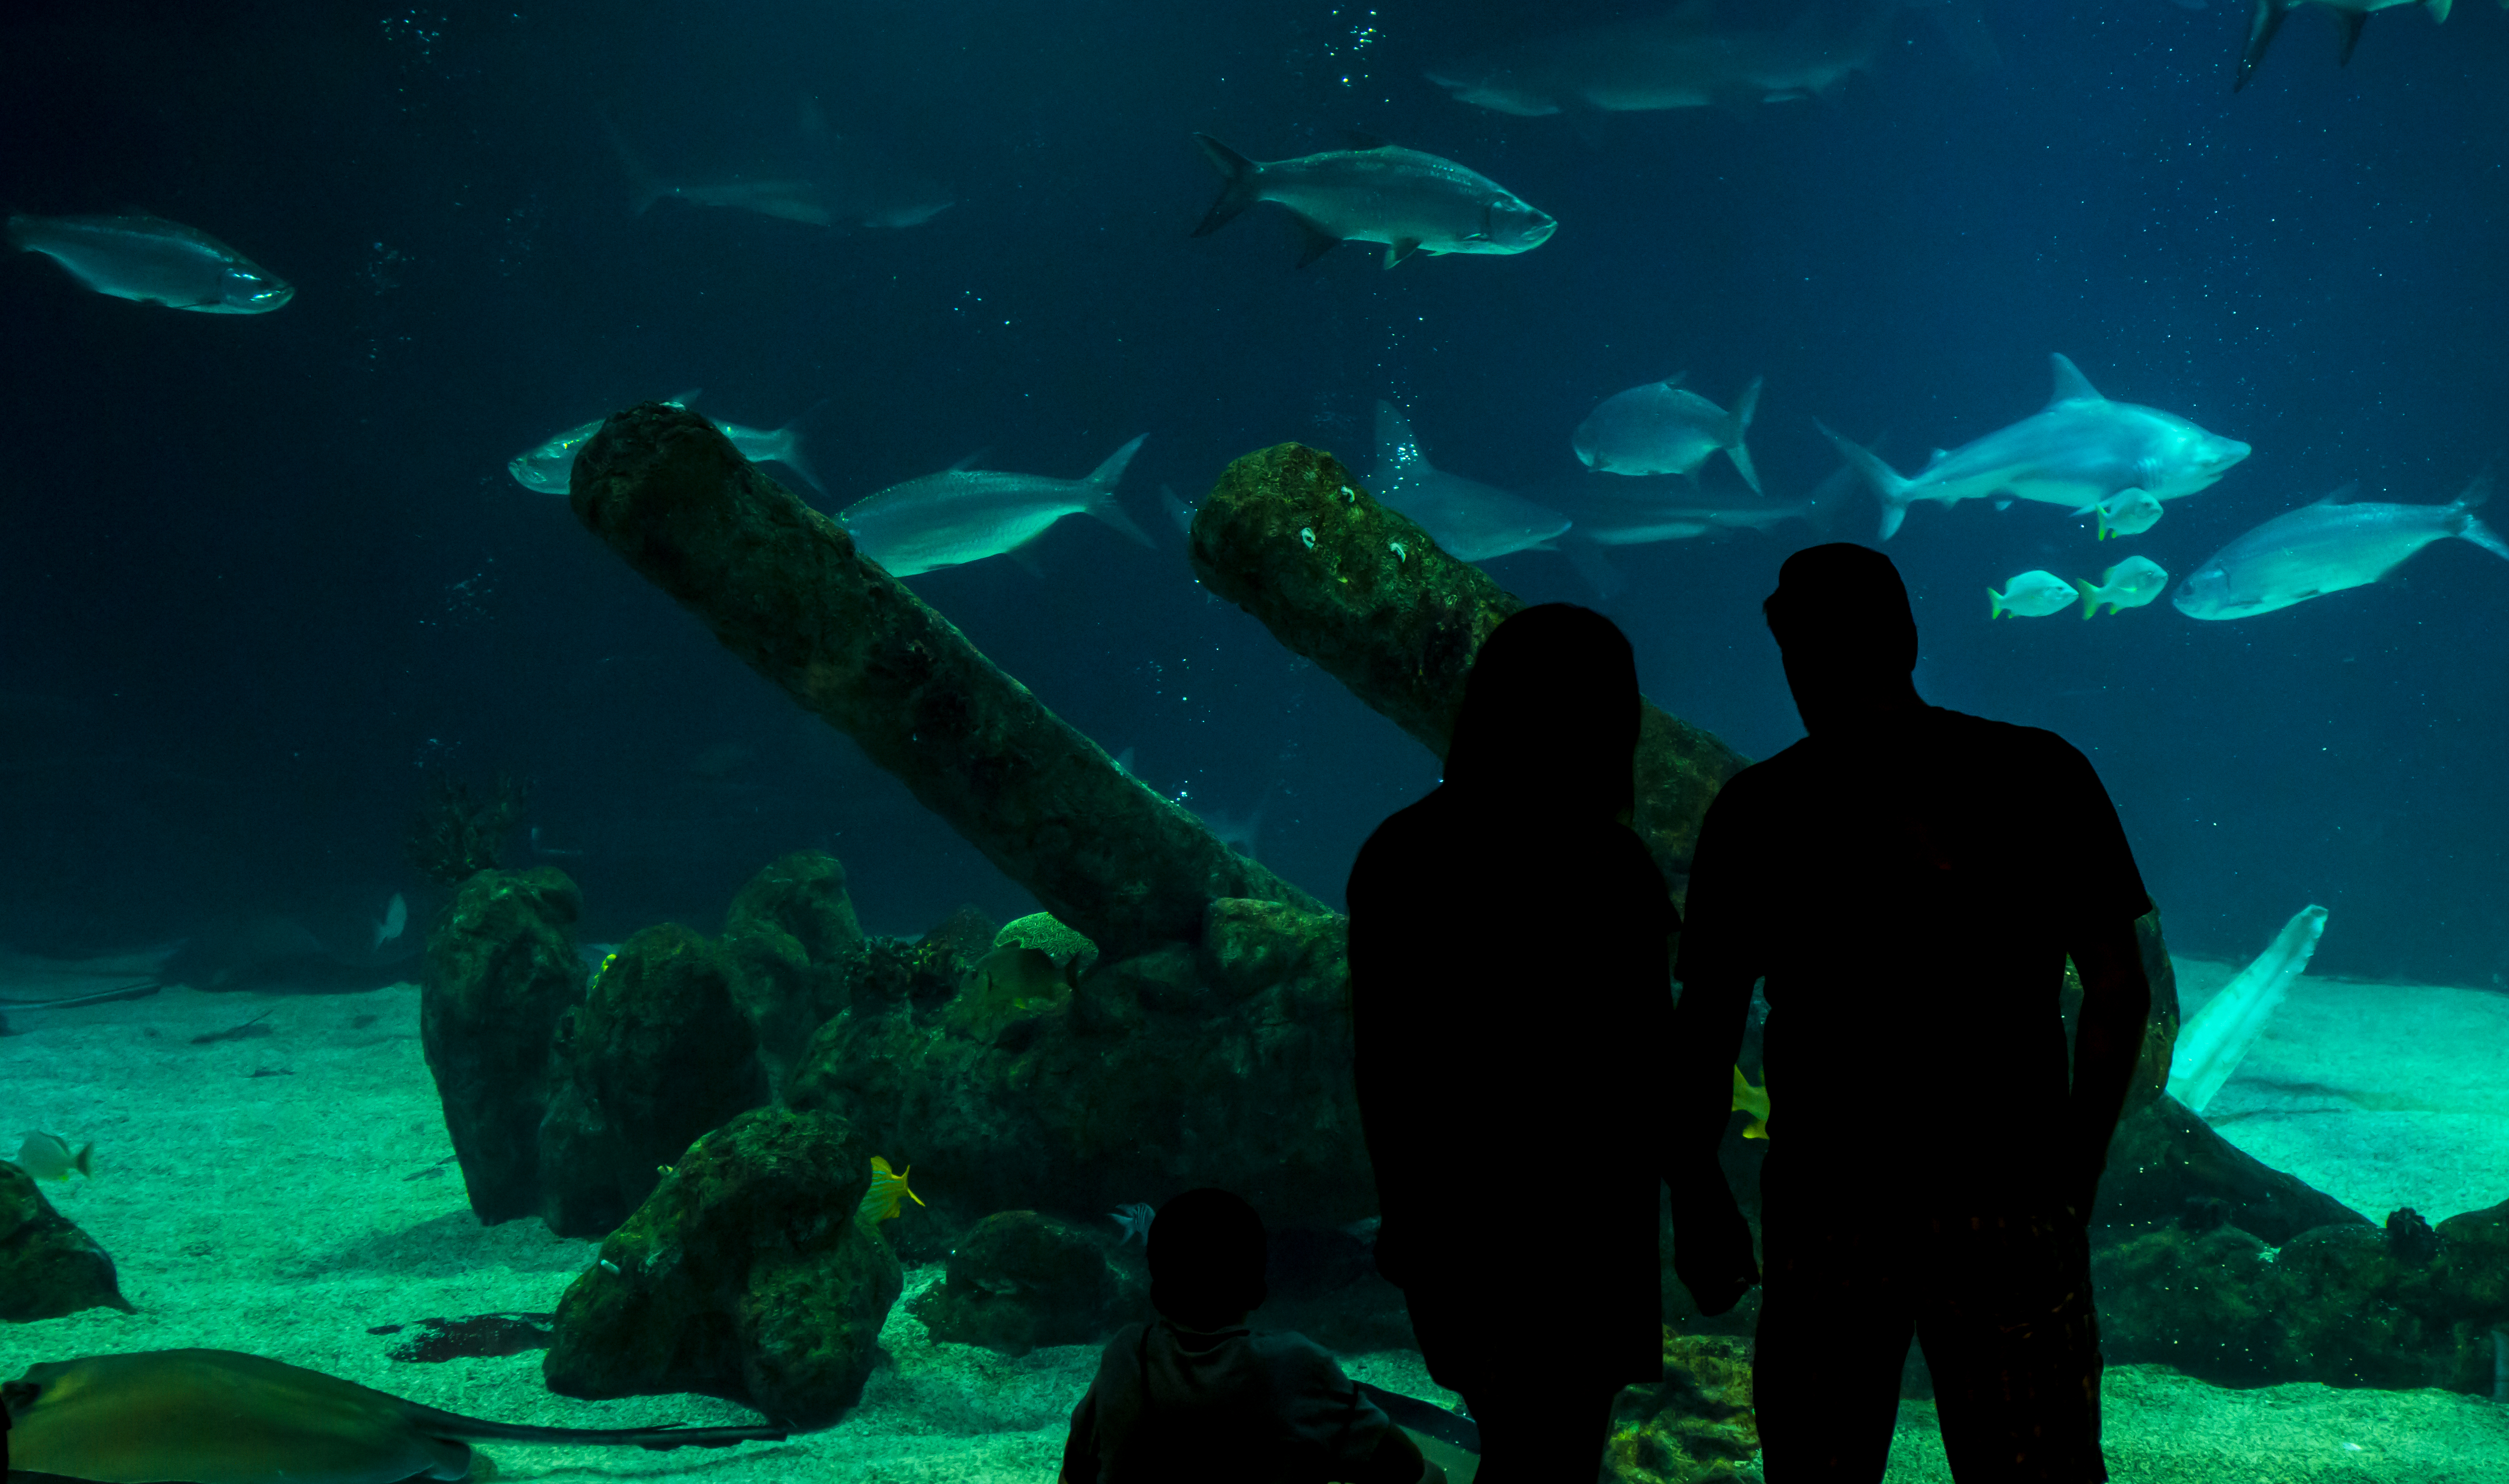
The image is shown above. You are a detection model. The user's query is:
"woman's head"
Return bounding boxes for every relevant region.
[1441,603,1640,820]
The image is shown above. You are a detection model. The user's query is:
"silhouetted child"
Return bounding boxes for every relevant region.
[1059,1189,1444,1484]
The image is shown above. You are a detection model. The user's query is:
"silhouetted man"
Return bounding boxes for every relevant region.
[1349,604,1682,1484]
[1668,544,2153,1483]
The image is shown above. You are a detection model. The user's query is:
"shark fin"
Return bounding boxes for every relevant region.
[2332,8,2368,64]
[1344,128,1393,151]
[2308,481,2362,506]
[2048,353,2103,406]
[1724,376,1764,495]
[1190,134,1263,238]
[948,449,988,472]
[2447,469,2493,512]
[2235,0,2291,92]
[1293,218,1341,269]
[1384,237,1422,269]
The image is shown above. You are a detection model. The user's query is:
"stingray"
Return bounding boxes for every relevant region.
[1,1349,788,1484]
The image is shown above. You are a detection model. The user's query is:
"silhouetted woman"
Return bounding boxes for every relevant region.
[1347,603,1687,1482]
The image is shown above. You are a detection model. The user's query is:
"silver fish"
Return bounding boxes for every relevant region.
[1191,136,1555,270]
[2173,475,2508,620]
[839,437,1153,577]
[1989,570,2080,619]
[1818,354,2251,540]
[2077,556,2171,617]
[8,213,292,314]
[1574,374,1763,492]
[14,1131,92,1182]
[2235,0,2451,93]
[1373,403,1572,562]
[508,396,824,496]
[608,102,951,230]
[1566,457,1854,547]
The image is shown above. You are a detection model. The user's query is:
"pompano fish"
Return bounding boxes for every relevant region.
[1191,135,1555,270]
[2235,0,2451,92]
[2173,474,2508,620]
[839,437,1153,577]
[509,396,825,496]
[8,213,293,313]
[2078,556,2171,616]
[1373,402,1572,562]
[1989,571,2079,619]
[1574,374,1763,492]
[1818,354,2251,540]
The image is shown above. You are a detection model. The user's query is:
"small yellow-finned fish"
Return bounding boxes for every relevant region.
[860,1156,924,1223]
[1730,1067,1769,1140]
[16,1131,94,1181]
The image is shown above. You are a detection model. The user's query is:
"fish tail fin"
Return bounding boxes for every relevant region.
[1988,586,2008,619]
[2448,468,2493,513]
[1800,456,1860,536]
[1725,376,1764,495]
[604,114,667,215]
[2458,517,2509,564]
[764,399,834,496]
[1564,536,1625,601]
[1190,134,1262,238]
[2236,0,2291,92]
[76,1142,93,1177]
[1086,435,1154,547]
[1814,420,1915,540]
[2080,581,2106,619]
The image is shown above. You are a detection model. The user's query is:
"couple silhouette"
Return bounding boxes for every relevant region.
[1350,543,2154,1484]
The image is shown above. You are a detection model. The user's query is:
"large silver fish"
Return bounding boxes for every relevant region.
[1573,374,1763,492]
[8,213,292,313]
[2172,475,2508,620]
[2234,0,2451,92]
[608,103,951,230]
[1373,402,1571,562]
[1427,1,1993,117]
[839,437,1153,577]
[508,397,825,496]
[1191,136,1555,269]
[1818,354,2251,540]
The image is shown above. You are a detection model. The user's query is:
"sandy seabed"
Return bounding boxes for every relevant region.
[2,952,2504,1483]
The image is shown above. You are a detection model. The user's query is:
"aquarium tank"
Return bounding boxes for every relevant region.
[2,2,2505,1481]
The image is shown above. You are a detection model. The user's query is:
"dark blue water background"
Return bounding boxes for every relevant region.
[1,2,2504,984]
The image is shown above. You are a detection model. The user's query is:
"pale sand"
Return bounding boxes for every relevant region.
[3,962,2504,1482]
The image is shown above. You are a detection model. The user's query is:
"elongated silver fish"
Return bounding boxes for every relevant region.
[509,396,825,496]
[1574,374,1763,492]
[839,437,1153,577]
[608,104,951,230]
[8,213,292,313]
[1191,135,1555,269]
[1373,402,1571,562]
[2173,475,2508,620]
[1818,354,2250,540]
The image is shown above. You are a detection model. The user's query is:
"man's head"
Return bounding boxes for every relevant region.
[1148,1188,1268,1328]
[1763,543,1921,735]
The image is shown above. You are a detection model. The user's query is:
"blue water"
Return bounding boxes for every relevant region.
[1,2,2504,986]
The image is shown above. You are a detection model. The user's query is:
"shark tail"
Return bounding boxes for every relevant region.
[1814,420,1917,540]
[604,114,668,215]
[1190,135,1264,238]
[2235,0,2292,92]
[1725,376,1764,495]
[1085,435,1154,547]
[2450,471,2509,561]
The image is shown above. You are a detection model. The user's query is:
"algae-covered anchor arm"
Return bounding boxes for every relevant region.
[569,403,1318,958]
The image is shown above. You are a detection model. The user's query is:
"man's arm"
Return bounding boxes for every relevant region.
[2065,917,2153,1223]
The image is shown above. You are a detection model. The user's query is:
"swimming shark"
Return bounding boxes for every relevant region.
[2234,0,2452,92]
[1816,354,2251,540]
[1372,402,1572,561]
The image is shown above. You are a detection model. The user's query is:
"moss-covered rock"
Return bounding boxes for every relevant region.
[911,1209,1145,1356]
[419,867,585,1224]
[537,923,769,1237]
[0,1161,134,1320]
[722,851,863,1098]
[543,1106,901,1427]
[1603,1330,1759,1484]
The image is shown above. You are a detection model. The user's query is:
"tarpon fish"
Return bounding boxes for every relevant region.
[1573,374,1763,492]
[2172,474,2508,620]
[2234,0,2451,92]
[607,103,951,230]
[1427,1,1993,118]
[8,213,293,313]
[1190,135,1556,269]
[1373,402,1571,561]
[1817,354,2251,540]
[838,436,1153,577]
[509,396,826,496]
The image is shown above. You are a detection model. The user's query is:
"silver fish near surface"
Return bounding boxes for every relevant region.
[2077,556,2171,617]
[8,213,293,313]
[2173,474,2509,620]
[1574,374,1764,492]
[2234,0,2451,93]
[1190,135,1555,270]
[1373,402,1572,562]
[607,102,952,230]
[509,396,826,496]
[1818,354,2251,540]
[839,436,1154,577]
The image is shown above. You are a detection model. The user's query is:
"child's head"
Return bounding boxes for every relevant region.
[1147,1188,1268,1328]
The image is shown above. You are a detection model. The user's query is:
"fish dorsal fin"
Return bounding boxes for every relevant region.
[1661,371,1688,390]
[2047,353,2103,406]
[1922,448,1950,471]
[1343,128,1394,151]
[2309,481,2362,506]
[2451,468,2494,511]
[949,448,988,472]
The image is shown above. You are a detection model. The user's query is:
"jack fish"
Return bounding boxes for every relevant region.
[1818,354,2250,540]
[839,437,1153,577]
[2172,474,2508,619]
[1989,570,2080,619]
[1190,135,1555,269]
[1373,402,1572,562]
[2077,556,2171,616]
[8,213,293,313]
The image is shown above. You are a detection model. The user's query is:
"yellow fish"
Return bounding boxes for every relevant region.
[1730,1067,1769,1140]
[859,1156,924,1223]
[15,1131,93,1181]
